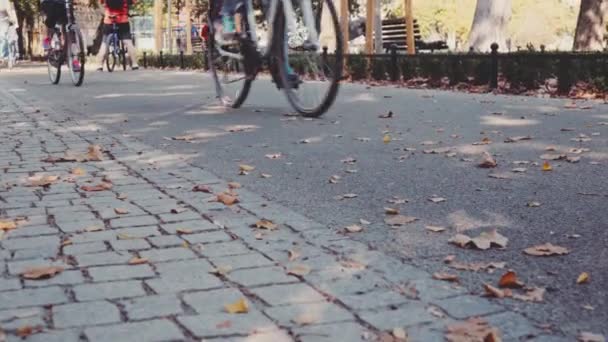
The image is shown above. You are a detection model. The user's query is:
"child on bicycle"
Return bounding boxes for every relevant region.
[96,0,139,71]
[40,0,82,71]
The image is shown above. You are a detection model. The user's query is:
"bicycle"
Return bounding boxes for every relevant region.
[207,0,343,117]
[0,19,17,70]
[105,15,127,72]
[46,0,86,86]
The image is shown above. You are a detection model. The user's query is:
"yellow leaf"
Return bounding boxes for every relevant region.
[577,272,590,284]
[239,164,256,172]
[182,241,190,248]
[498,270,524,288]
[542,161,553,171]
[117,233,136,240]
[176,228,193,234]
[255,219,278,230]
[71,167,86,176]
[383,133,392,144]
[0,220,17,231]
[61,239,73,246]
[224,298,249,314]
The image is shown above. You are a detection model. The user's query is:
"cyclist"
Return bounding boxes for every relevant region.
[96,0,139,71]
[40,0,81,71]
[0,0,18,63]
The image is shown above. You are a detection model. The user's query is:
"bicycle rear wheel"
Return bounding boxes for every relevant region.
[207,10,253,108]
[47,32,62,84]
[276,0,343,117]
[107,39,117,72]
[67,27,85,86]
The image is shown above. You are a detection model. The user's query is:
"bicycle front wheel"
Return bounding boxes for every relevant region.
[47,33,62,84]
[107,42,117,72]
[276,0,343,117]
[67,28,85,86]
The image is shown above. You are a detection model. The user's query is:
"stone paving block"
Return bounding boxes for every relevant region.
[209,253,275,270]
[79,248,135,265]
[146,269,222,294]
[252,284,326,306]
[96,204,146,220]
[56,219,106,234]
[308,271,389,297]
[47,205,90,215]
[0,307,43,325]
[337,290,411,311]
[53,301,121,328]
[358,304,435,330]
[85,319,184,342]
[158,210,201,223]
[0,314,45,331]
[122,294,183,320]
[4,225,58,238]
[74,280,146,301]
[88,264,155,282]
[63,241,108,255]
[228,266,299,287]
[0,286,68,309]
[198,241,251,257]
[410,278,468,302]
[160,221,218,234]
[5,207,47,218]
[12,245,58,260]
[182,288,245,313]
[432,295,505,320]
[37,199,73,208]
[139,247,196,263]
[178,311,277,338]
[206,212,259,230]
[181,231,232,244]
[0,278,21,291]
[145,236,181,248]
[24,270,84,287]
[110,215,158,228]
[265,302,354,326]
[293,322,374,342]
[40,193,81,201]
[7,258,68,275]
[8,329,80,342]
[485,311,540,340]
[53,211,97,224]
[70,230,118,244]
[1,235,60,250]
[109,238,151,251]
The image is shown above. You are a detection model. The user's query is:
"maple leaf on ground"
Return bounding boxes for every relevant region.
[445,318,501,342]
[254,219,278,230]
[498,271,524,288]
[217,192,239,205]
[478,152,497,168]
[449,230,508,250]
[578,332,605,342]
[523,243,570,256]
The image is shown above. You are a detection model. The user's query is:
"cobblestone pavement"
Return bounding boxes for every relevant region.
[0,84,566,342]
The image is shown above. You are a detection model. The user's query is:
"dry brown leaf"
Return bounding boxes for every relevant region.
[540,153,566,161]
[542,161,553,171]
[260,173,272,178]
[192,184,212,193]
[287,264,311,276]
[443,255,456,263]
[265,153,282,159]
[85,226,103,232]
[385,215,418,226]
[433,272,459,282]
[527,201,542,207]
[128,257,148,265]
[171,208,187,214]
[345,224,364,233]
[472,137,492,145]
[81,182,113,192]
[71,167,86,176]
[429,196,446,203]
[224,298,249,314]
[87,145,104,161]
[524,243,570,256]
[117,193,128,200]
[504,136,532,143]
[255,219,278,230]
[478,152,497,168]
[450,261,506,273]
[288,249,300,261]
[577,272,590,284]
[483,283,512,298]
[448,234,473,248]
[20,266,64,280]
[217,192,239,205]
[0,220,17,231]
[578,332,605,342]
[426,225,446,233]
[239,164,256,175]
[176,228,193,234]
[117,233,136,240]
[582,304,595,311]
[511,167,527,173]
[340,260,367,270]
[61,239,73,246]
[498,271,524,288]
[228,182,242,189]
[379,110,394,119]
[254,232,264,240]
[392,327,408,340]
[15,325,43,338]
[384,207,399,215]
[513,287,545,302]
[114,208,129,215]
[427,305,446,318]
[449,230,508,250]
[27,175,59,187]
[445,318,501,342]
[329,175,341,184]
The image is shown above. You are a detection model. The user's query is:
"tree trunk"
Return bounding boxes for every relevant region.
[573,0,608,51]
[467,0,511,52]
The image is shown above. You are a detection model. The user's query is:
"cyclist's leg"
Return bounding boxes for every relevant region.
[119,23,139,69]
[96,24,112,70]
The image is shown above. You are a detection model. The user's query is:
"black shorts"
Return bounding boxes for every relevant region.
[103,23,132,41]
[41,1,67,29]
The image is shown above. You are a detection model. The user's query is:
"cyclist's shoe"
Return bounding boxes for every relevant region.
[71,58,81,72]
[132,65,140,71]
[286,73,302,89]
[96,67,103,72]
[42,37,51,51]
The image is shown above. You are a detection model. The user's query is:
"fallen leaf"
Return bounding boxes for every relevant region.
[265,153,282,159]
[445,318,501,342]
[385,215,418,226]
[0,220,17,231]
[128,257,148,265]
[504,136,532,143]
[239,164,256,174]
[513,287,545,302]
[176,228,193,234]
[341,157,357,164]
[224,298,249,314]
[478,152,497,168]
[429,196,446,203]
[114,208,129,215]
[117,193,128,200]
[387,197,409,204]
[425,225,446,233]
[577,272,590,284]
[260,173,272,178]
[449,230,508,250]
[287,264,311,276]
[61,239,73,246]
[483,283,512,298]
[288,249,300,261]
[228,182,241,189]
[15,325,43,338]
[329,175,341,184]
[339,260,367,270]
[427,306,446,318]
[20,266,64,280]
[379,111,394,118]
[215,320,232,329]
[27,175,59,187]
[448,234,472,248]
[341,193,358,199]
[433,272,459,282]
[81,182,113,191]
[254,232,264,240]
[524,243,570,256]
[210,265,233,275]
[117,233,136,240]
[578,332,605,342]
[192,184,212,193]
[383,134,392,144]
[513,160,530,165]
[443,255,456,263]
[360,219,371,225]
[384,207,399,215]
[420,140,437,146]
[86,145,104,161]
[567,156,581,163]
[217,193,239,205]
[472,137,492,145]
[255,219,278,230]
[511,167,527,173]
[392,327,408,340]
[293,313,319,326]
[498,271,524,288]
[450,261,506,273]
[540,153,566,161]
[172,135,194,141]
[71,167,86,176]
[85,226,104,232]
[345,224,364,233]
[542,161,553,171]
[582,304,595,311]
[527,201,542,207]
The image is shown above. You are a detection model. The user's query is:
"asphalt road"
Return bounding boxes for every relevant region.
[1,66,607,338]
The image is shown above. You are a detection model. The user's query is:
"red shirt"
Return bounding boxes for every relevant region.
[100,0,133,25]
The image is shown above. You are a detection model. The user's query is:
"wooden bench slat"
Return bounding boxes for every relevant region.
[380,17,448,52]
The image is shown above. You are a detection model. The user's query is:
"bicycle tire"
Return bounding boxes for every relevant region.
[107,38,117,72]
[275,0,343,117]
[67,28,85,86]
[207,11,252,109]
[47,32,62,85]
[121,41,127,71]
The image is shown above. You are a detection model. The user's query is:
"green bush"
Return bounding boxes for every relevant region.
[347,54,368,81]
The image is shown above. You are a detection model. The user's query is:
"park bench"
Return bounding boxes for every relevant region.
[381,18,448,53]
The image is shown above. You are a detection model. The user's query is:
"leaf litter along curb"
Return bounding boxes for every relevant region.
[449,229,508,250]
